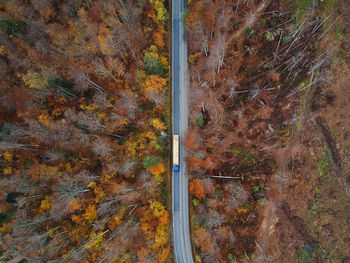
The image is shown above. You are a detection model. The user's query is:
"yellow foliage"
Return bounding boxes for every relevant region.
[144,131,157,140]
[87,181,105,203]
[65,162,73,172]
[126,135,145,157]
[237,207,248,214]
[145,75,167,91]
[38,112,52,127]
[150,0,168,23]
[97,112,107,121]
[51,108,63,117]
[119,118,128,126]
[71,214,81,224]
[67,20,81,41]
[189,52,201,64]
[39,196,51,212]
[154,173,164,184]
[83,204,98,222]
[141,221,154,239]
[3,167,12,175]
[126,140,138,157]
[87,181,96,188]
[0,45,4,55]
[98,27,113,55]
[0,223,8,233]
[158,246,170,262]
[160,56,169,70]
[153,225,168,249]
[151,118,167,130]
[101,172,114,183]
[159,211,169,226]
[150,200,166,217]
[114,215,122,226]
[79,103,97,112]
[93,185,105,203]
[22,72,48,89]
[87,231,106,249]
[3,151,13,162]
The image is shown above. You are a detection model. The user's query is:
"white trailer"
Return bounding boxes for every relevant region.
[173,135,179,171]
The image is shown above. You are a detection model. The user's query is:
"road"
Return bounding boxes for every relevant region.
[171,0,193,262]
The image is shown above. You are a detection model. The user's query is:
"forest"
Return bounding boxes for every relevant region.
[1,0,350,262]
[0,0,172,262]
[186,0,350,262]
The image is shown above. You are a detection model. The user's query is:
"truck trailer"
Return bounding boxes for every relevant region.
[173,135,179,171]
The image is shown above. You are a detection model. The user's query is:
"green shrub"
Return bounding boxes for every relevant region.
[0,15,25,37]
[215,188,223,197]
[48,77,76,98]
[144,53,166,76]
[257,198,265,206]
[0,210,13,226]
[196,116,204,128]
[318,158,330,177]
[142,156,160,168]
[294,0,318,25]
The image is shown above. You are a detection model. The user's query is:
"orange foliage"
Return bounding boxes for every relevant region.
[148,163,166,177]
[189,179,205,199]
[29,164,59,181]
[186,156,203,170]
[158,245,170,262]
[184,130,199,151]
[83,204,98,222]
[195,227,215,255]
[137,247,150,262]
[152,26,166,50]
[202,155,215,170]
[66,222,90,244]
[68,198,81,214]
[38,196,51,214]
[145,75,167,91]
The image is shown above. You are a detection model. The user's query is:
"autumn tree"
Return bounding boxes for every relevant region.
[189,179,206,199]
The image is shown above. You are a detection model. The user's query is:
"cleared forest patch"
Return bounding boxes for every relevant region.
[186,0,349,262]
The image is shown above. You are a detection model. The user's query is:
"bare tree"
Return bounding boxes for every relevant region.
[226,78,240,100]
[91,137,114,158]
[224,183,249,210]
[50,180,90,220]
[42,150,64,163]
[206,209,225,230]
[145,89,166,107]
[77,112,107,133]
[93,91,116,110]
[0,141,38,150]
[92,59,118,83]
[119,91,137,120]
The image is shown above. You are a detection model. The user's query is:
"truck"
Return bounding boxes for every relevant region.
[173,135,180,171]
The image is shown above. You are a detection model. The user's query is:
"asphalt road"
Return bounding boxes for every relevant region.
[171,0,193,263]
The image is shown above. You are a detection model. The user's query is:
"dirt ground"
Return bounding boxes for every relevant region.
[255,2,350,262]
